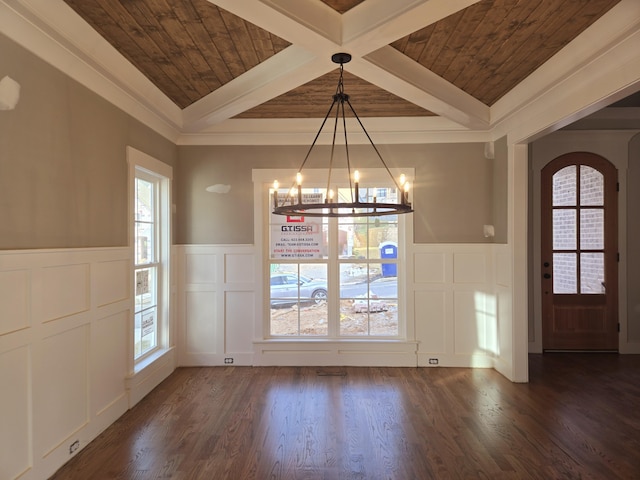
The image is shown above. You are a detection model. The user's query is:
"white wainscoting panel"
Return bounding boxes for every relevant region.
[0,345,31,480]
[0,247,172,480]
[34,324,89,458]
[413,245,497,368]
[94,260,130,307]
[225,253,255,284]
[453,252,488,284]
[0,268,30,335]
[414,253,446,283]
[225,291,256,355]
[186,253,217,284]
[185,290,218,355]
[178,244,501,368]
[92,310,128,416]
[414,291,447,353]
[177,245,257,365]
[39,263,90,323]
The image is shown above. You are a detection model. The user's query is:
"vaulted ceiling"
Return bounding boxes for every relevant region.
[3,0,639,143]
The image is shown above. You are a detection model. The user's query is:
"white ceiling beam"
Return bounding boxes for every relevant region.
[208,0,341,53]
[182,46,332,132]
[202,0,488,132]
[342,0,482,55]
[355,46,489,129]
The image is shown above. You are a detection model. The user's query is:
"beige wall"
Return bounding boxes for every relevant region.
[176,143,501,245]
[0,33,177,250]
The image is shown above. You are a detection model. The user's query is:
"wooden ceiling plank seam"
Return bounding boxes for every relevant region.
[456,0,545,104]
[516,0,622,68]
[64,0,195,107]
[245,22,279,64]
[452,0,528,96]
[171,0,230,88]
[423,9,471,76]
[411,17,450,69]
[476,0,590,103]
[144,0,221,94]
[86,1,198,106]
[270,33,291,53]
[473,0,598,105]
[441,1,497,87]
[483,0,621,105]
[123,0,215,104]
[395,25,433,66]
[218,8,263,73]
[191,2,236,84]
[390,35,410,53]
[207,8,255,78]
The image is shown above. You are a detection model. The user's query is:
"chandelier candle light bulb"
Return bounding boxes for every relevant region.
[296,172,303,204]
[354,170,360,202]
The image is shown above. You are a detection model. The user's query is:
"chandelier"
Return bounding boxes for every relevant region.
[272,53,413,218]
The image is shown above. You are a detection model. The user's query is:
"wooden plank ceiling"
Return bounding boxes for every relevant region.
[62,0,620,120]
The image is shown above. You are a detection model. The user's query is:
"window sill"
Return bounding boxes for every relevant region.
[130,346,175,378]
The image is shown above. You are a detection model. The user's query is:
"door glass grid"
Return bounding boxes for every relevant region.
[551,166,605,295]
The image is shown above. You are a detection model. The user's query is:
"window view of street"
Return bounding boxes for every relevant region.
[269,184,400,337]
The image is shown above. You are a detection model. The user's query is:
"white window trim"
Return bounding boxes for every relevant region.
[252,168,415,342]
[127,146,173,372]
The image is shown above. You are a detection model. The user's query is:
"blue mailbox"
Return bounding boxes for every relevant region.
[379,241,398,277]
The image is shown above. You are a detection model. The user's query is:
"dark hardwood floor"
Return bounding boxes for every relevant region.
[50,354,640,479]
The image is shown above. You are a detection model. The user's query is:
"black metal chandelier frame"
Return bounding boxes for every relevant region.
[272,53,413,218]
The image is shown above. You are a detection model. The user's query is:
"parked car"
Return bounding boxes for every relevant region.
[270,274,328,306]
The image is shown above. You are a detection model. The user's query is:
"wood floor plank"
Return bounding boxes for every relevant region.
[49,355,640,479]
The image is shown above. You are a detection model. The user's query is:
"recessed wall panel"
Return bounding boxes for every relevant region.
[93,311,128,414]
[94,260,129,307]
[35,325,88,456]
[414,253,445,284]
[0,269,29,334]
[454,291,484,355]
[185,291,217,354]
[453,253,487,284]
[0,346,31,479]
[225,254,254,284]
[225,291,254,352]
[185,254,216,284]
[41,264,89,322]
[415,291,446,352]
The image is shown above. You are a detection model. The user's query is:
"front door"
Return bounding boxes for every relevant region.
[541,152,618,350]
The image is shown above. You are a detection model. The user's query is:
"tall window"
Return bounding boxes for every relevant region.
[128,147,172,362]
[267,172,406,339]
